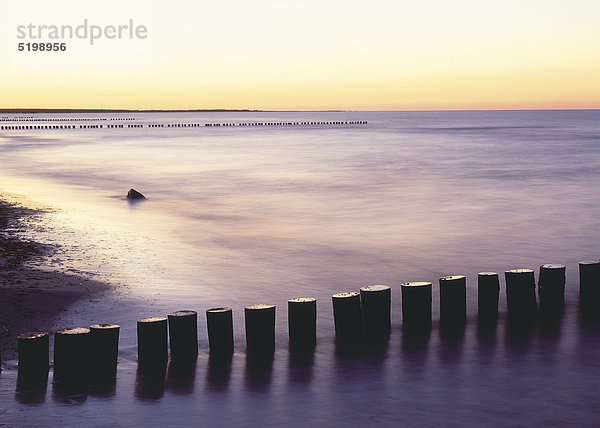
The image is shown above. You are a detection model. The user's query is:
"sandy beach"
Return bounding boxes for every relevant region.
[0,197,108,360]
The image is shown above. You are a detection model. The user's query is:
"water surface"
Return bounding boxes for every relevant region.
[0,110,599,425]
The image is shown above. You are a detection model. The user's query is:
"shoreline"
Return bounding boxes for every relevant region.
[0,197,109,361]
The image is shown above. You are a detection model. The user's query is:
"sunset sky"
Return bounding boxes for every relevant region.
[1,0,599,110]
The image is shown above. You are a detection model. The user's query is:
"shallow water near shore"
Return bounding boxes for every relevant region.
[0,110,599,425]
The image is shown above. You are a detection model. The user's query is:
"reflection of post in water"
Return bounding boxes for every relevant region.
[88,371,117,398]
[476,314,499,363]
[401,325,431,355]
[504,316,536,354]
[134,360,167,401]
[245,351,274,391]
[400,326,431,379]
[166,356,198,395]
[207,353,233,391]
[16,369,48,405]
[439,321,466,363]
[288,347,315,385]
[52,374,88,405]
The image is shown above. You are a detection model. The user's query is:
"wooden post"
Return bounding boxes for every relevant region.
[360,285,391,337]
[206,307,234,355]
[244,304,276,354]
[53,327,91,379]
[478,272,500,320]
[538,264,566,311]
[400,282,432,329]
[90,324,120,373]
[168,310,198,359]
[17,332,49,376]
[579,260,600,310]
[332,292,362,339]
[505,269,537,319]
[288,298,317,349]
[439,275,467,325]
[137,317,168,364]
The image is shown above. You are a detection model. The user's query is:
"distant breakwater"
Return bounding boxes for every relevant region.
[0,118,367,131]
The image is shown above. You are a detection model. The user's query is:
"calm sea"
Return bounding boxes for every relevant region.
[0,110,599,425]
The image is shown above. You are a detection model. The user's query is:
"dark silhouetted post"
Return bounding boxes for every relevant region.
[538,264,566,311]
[505,269,537,319]
[206,307,234,355]
[332,292,362,339]
[360,285,391,337]
[18,332,49,376]
[288,298,317,349]
[439,275,467,325]
[53,327,91,379]
[168,310,198,359]
[137,317,168,364]
[244,304,276,354]
[90,324,120,373]
[401,282,432,329]
[477,272,500,320]
[579,260,600,310]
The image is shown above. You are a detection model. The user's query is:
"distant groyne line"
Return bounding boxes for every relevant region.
[0,117,135,122]
[0,120,367,131]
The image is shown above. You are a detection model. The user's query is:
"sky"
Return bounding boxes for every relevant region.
[1,0,599,111]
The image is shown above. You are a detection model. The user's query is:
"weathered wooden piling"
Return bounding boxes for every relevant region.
[90,324,120,372]
[505,269,537,318]
[17,332,49,375]
[400,282,432,328]
[137,317,168,364]
[360,285,391,336]
[538,264,566,311]
[244,304,276,353]
[53,327,91,379]
[439,275,467,325]
[478,272,500,319]
[168,310,198,359]
[579,260,600,308]
[206,307,234,355]
[288,298,317,349]
[332,292,362,338]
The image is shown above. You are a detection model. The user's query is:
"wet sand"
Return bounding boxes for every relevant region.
[0,198,109,360]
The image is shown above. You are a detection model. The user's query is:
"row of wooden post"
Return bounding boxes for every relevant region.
[1,121,367,131]
[0,117,133,122]
[10,260,600,379]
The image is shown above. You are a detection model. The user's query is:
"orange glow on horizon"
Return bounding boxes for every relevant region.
[1,0,599,111]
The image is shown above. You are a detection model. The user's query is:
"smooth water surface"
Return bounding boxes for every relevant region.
[0,110,599,425]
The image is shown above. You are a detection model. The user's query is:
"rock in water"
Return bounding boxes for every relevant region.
[127,189,146,200]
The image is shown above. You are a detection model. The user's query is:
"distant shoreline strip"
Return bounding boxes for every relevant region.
[0,120,367,131]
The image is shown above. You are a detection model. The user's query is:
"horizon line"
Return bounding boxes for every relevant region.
[1,107,599,114]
